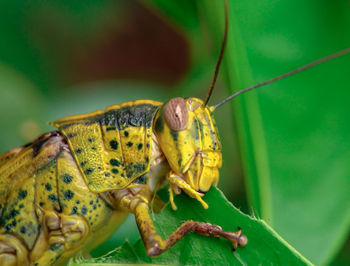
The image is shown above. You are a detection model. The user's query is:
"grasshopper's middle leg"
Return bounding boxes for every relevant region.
[118,191,247,257]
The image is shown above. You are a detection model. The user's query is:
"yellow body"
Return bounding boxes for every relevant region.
[0,98,223,265]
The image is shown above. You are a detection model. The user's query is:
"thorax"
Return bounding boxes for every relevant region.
[101,131,169,209]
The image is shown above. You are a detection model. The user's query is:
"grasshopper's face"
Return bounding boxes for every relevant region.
[154,97,222,192]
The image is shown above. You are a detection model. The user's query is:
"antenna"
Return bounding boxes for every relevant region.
[203,0,228,106]
[213,47,350,110]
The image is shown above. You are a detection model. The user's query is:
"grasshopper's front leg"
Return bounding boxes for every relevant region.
[117,190,247,257]
[168,171,208,210]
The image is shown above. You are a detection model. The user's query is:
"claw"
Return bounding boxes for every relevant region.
[234,228,248,248]
[237,234,248,247]
[211,226,248,251]
[170,199,177,211]
[196,195,209,209]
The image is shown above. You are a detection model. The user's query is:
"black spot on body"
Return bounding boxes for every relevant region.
[75,148,82,154]
[71,206,78,215]
[20,226,26,234]
[19,204,24,209]
[126,142,133,147]
[84,168,94,175]
[45,183,52,191]
[124,131,129,137]
[89,200,93,205]
[62,174,73,184]
[106,126,116,131]
[110,159,120,166]
[18,190,27,200]
[110,140,118,150]
[64,190,74,200]
[105,172,110,177]
[137,143,143,150]
[88,137,94,142]
[39,202,44,207]
[170,130,178,141]
[81,206,87,215]
[80,161,87,167]
[75,200,80,204]
[112,168,119,174]
[9,209,19,219]
[48,194,58,202]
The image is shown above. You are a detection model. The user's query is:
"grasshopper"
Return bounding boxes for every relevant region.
[0,0,349,265]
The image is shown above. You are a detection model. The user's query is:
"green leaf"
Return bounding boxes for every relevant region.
[201,0,350,264]
[71,187,311,265]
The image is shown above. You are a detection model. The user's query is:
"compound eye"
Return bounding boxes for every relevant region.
[164,97,189,131]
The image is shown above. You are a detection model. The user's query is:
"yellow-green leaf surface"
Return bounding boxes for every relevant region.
[70,187,311,265]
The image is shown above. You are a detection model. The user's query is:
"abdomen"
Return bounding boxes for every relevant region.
[0,131,126,264]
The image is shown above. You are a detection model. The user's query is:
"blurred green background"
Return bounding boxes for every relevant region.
[0,0,349,265]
